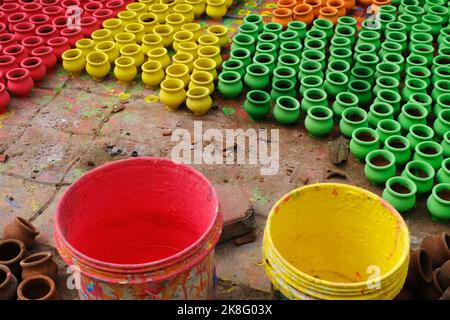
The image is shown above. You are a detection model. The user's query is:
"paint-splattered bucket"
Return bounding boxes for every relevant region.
[54,158,222,300]
[263,183,410,300]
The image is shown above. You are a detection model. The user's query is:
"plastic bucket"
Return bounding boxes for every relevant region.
[54,158,222,300]
[263,183,410,300]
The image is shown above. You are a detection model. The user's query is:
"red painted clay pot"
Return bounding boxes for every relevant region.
[43,5,64,19]
[47,37,70,59]
[22,3,43,17]
[405,249,433,289]
[40,0,60,6]
[0,23,6,34]
[36,24,59,43]
[84,1,104,16]
[93,8,114,21]
[0,12,4,24]
[0,33,16,47]
[6,13,28,33]
[20,252,58,281]
[272,8,293,28]
[0,83,10,114]
[29,13,51,27]
[52,16,69,31]
[61,0,81,9]
[22,36,44,54]
[0,71,4,85]
[31,46,57,71]
[420,268,445,300]
[438,260,450,289]
[13,22,36,43]
[79,16,99,37]
[106,0,125,15]
[20,57,46,82]
[0,3,21,20]
[6,68,34,97]
[0,56,17,75]
[3,44,28,65]
[60,27,84,46]
[420,232,450,269]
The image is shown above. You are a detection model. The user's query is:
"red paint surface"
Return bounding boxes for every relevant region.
[57,158,217,265]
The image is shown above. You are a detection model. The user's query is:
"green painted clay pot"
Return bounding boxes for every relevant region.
[375,62,401,82]
[406,124,435,150]
[298,60,323,79]
[332,92,358,118]
[244,64,270,90]
[437,158,450,184]
[273,66,297,86]
[337,16,357,31]
[279,30,299,43]
[253,53,276,75]
[287,21,307,40]
[404,5,425,21]
[432,66,450,85]
[299,75,323,97]
[330,36,352,51]
[328,47,352,65]
[230,33,256,55]
[397,14,418,32]
[361,19,381,33]
[384,135,412,166]
[243,14,263,33]
[386,22,407,35]
[442,131,450,157]
[230,48,252,68]
[300,88,327,113]
[411,23,433,36]
[323,72,349,97]
[433,109,450,139]
[432,55,450,73]
[435,93,450,117]
[382,53,405,74]
[373,76,399,97]
[379,41,403,60]
[348,80,372,107]
[408,93,433,115]
[357,30,381,51]
[399,0,419,14]
[350,66,374,86]
[301,50,326,69]
[340,107,369,138]
[410,44,434,64]
[398,103,428,132]
[413,141,444,171]
[401,160,435,194]
[304,38,326,54]
[438,26,450,43]
[378,13,396,31]
[333,25,356,45]
[271,79,296,101]
[222,59,245,78]
[305,29,327,43]
[273,96,300,125]
[375,89,402,114]
[426,183,450,223]
[354,43,377,60]
[376,119,402,145]
[255,42,277,61]
[382,176,417,213]
[279,41,302,58]
[385,31,407,51]
[349,127,380,162]
[277,53,300,73]
[406,54,428,72]
[238,23,259,41]
[243,90,271,121]
[263,22,283,36]
[312,19,334,39]
[409,33,433,51]
[327,60,350,77]
[218,71,243,99]
[257,32,279,50]
[402,78,427,102]
[355,53,380,71]
[305,106,334,137]
[368,102,394,128]
[432,80,450,102]
[422,14,443,36]
[364,149,396,185]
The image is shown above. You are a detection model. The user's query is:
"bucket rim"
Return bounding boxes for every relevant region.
[54,157,220,271]
[264,183,410,289]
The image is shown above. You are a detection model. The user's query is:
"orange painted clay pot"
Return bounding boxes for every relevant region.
[277,0,297,10]
[293,4,315,25]
[318,6,339,24]
[272,8,293,27]
[357,0,372,7]
[343,0,355,10]
[304,0,322,17]
[327,0,346,16]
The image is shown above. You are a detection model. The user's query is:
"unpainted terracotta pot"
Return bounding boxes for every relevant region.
[20,252,58,281]
[420,232,450,269]
[17,275,57,300]
[438,260,450,289]
[420,268,445,300]
[0,264,18,300]
[394,287,416,300]
[0,239,26,278]
[2,216,39,247]
[405,249,433,289]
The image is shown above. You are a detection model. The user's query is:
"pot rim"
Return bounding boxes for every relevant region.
[173,52,194,64]
[376,76,399,88]
[0,264,13,290]
[115,56,135,68]
[0,239,26,265]
[326,71,348,85]
[20,57,43,69]
[0,55,16,66]
[6,67,30,81]
[273,7,292,17]
[120,43,142,56]
[307,105,333,121]
[103,18,122,28]
[343,107,368,125]
[287,20,306,29]
[218,70,240,84]
[47,37,68,46]
[409,123,434,140]
[410,92,432,105]
[17,275,56,300]
[222,58,243,70]
[404,160,435,181]
[304,88,326,102]
[166,63,189,78]
[432,183,450,206]
[377,119,400,134]
[193,57,216,70]
[438,109,450,125]
[293,3,313,15]
[366,149,395,170]
[160,78,184,92]
[401,103,427,120]
[385,135,410,152]
[114,32,136,43]
[239,22,258,33]
[20,251,52,268]
[273,78,295,91]
[276,96,300,111]
[351,127,379,146]
[246,64,269,77]
[187,86,209,99]
[207,25,227,36]
[336,91,358,105]
[62,48,82,61]
[246,89,271,104]
[190,71,213,85]
[441,158,450,175]
[142,33,163,45]
[86,51,109,66]
[370,102,394,117]
[415,141,443,159]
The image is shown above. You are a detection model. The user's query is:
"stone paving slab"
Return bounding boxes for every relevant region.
[0,124,27,154]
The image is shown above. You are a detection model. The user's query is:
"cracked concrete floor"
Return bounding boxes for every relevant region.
[0,62,448,300]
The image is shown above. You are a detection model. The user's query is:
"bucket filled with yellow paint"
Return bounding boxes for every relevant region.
[263,183,410,300]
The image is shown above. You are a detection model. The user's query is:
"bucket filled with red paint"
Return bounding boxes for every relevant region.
[54,158,222,299]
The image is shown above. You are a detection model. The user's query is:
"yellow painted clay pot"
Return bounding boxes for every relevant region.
[166,13,185,33]
[153,25,174,48]
[193,57,217,80]
[189,70,214,94]
[186,87,212,116]
[141,34,163,55]
[198,45,222,69]
[75,38,95,58]
[86,51,111,80]
[102,19,124,37]
[148,47,171,70]
[224,0,233,7]
[173,31,195,52]
[207,25,228,48]
[125,23,145,44]
[114,32,136,52]
[95,41,120,64]
[149,3,169,23]
[126,2,147,17]
[141,60,165,88]
[173,52,194,73]
[182,23,202,41]
[120,44,145,67]
[177,41,199,60]
[159,78,186,111]
[91,29,113,44]
[138,13,159,34]
[206,0,227,20]
[198,34,220,49]
[185,0,206,19]
[138,0,155,10]
[62,49,86,76]
[118,11,138,27]
[160,0,179,13]
[174,4,195,23]
[114,56,137,83]
[166,63,190,87]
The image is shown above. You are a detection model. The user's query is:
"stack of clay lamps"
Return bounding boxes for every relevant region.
[0,0,130,113]
[218,6,450,222]
[62,0,230,116]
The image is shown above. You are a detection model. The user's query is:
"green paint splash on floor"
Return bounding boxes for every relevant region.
[251,187,269,205]
[222,107,235,116]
